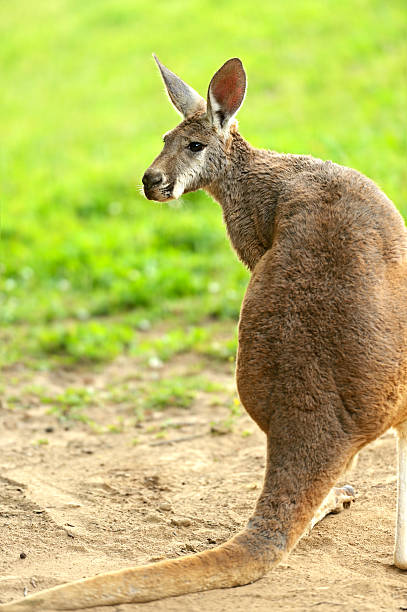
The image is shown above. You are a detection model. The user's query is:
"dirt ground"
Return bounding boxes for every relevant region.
[1,354,407,612]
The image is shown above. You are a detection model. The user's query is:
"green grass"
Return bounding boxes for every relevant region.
[3,376,227,431]
[42,386,96,423]
[1,0,406,366]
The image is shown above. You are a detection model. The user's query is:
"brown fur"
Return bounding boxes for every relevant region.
[1,58,407,611]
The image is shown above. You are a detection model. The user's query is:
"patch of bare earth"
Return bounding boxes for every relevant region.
[1,353,407,611]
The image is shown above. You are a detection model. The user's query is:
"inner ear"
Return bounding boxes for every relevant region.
[207,58,246,130]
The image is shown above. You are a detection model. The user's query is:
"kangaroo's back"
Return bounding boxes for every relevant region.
[237,156,407,437]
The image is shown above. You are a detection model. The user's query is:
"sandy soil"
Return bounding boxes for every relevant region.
[1,354,407,612]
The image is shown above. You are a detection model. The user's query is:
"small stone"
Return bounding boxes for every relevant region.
[159,502,171,512]
[210,424,229,435]
[144,512,162,524]
[148,356,164,369]
[137,319,151,331]
[171,517,192,527]
[20,552,27,559]
[247,482,259,490]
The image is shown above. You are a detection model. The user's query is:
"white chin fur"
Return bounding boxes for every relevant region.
[172,182,185,200]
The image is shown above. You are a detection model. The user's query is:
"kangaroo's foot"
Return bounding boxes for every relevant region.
[308,485,355,533]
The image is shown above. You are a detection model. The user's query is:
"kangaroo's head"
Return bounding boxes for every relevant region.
[142,56,246,202]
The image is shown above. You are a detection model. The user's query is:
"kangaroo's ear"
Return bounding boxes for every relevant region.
[153,54,206,119]
[207,58,246,135]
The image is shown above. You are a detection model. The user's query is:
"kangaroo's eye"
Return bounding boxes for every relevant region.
[188,142,205,152]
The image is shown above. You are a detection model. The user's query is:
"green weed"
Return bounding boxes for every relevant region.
[36,322,134,363]
[211,398,242,434]
[42,387,95,423]
[35,438,49,446]
[143,376,223,411]
[134,326,209,362]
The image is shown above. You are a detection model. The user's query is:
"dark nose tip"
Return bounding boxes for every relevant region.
[142,168,163,190]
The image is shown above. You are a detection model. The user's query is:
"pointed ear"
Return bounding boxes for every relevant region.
[153,54,206,119]
[207,58,246,134]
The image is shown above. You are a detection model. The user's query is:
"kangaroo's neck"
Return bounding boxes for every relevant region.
[206,132,283,271]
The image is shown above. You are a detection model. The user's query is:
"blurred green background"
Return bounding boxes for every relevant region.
[1,0,406,367]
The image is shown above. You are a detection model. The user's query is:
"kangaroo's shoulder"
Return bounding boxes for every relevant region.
[252,148,375,197]
[256,151,407,267]
[265,151,400,225]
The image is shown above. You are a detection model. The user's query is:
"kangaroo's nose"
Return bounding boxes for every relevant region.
[142,168,163,190]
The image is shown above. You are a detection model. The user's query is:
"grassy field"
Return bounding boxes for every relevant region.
[1,0,406,368]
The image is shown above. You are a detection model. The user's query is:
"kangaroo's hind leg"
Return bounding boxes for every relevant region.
[395,422,407,569]
[246,403,360,561]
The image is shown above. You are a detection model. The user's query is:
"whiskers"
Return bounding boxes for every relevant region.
[168,198,184,209]
[136,183,146,197]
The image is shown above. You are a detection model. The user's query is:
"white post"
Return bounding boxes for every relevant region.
[395,423,407,569]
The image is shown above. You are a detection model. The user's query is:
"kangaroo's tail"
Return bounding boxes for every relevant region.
[0,529,284,611]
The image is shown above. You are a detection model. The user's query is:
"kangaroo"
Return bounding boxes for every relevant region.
[2,56,407,611]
